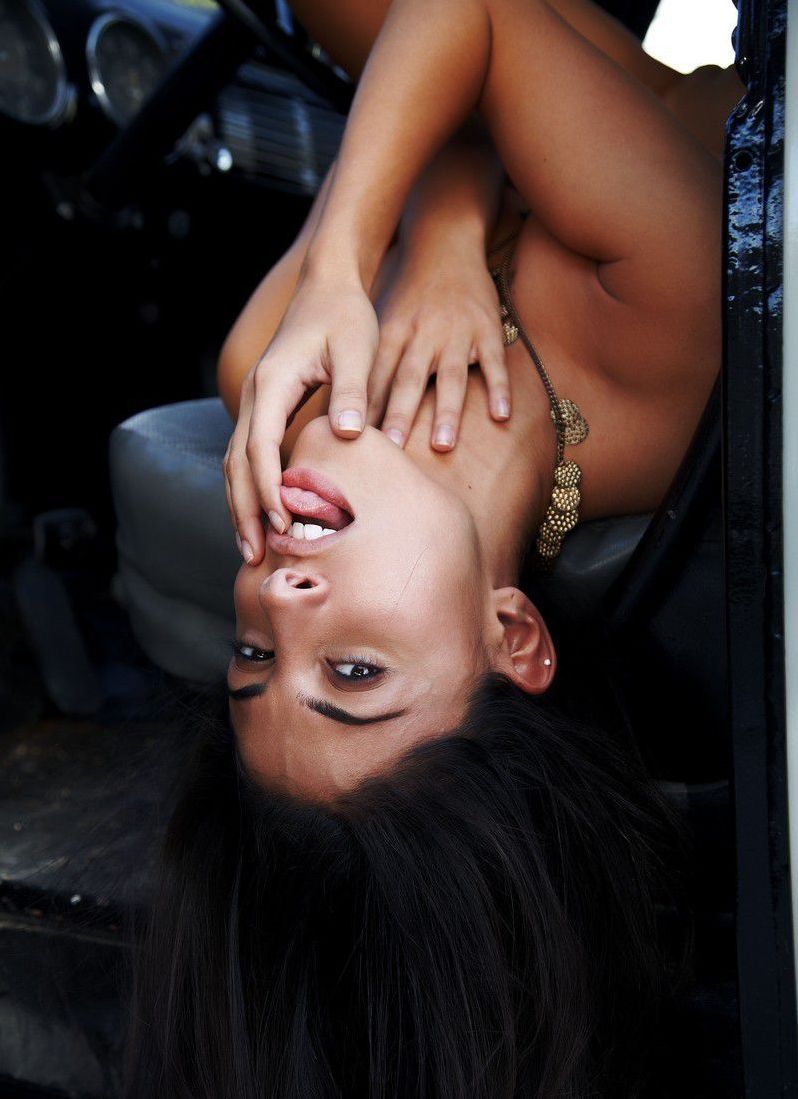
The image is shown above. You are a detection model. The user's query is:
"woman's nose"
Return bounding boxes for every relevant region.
[258,567,329,610]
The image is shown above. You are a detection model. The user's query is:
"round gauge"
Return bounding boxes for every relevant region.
[86,14,168,127]
[0,0,69,125]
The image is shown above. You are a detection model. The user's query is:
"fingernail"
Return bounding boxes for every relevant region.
[495,397,511,419]
[268,510,286,534]
[241,540,255,564]
[337,409,364,434]
[433,424,455,449]
[385,428,404,447]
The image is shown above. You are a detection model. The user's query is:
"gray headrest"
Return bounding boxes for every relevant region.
[110,399,650,681]
[110,399,239,682]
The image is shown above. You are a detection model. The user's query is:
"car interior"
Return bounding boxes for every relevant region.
[0,0,793,1095]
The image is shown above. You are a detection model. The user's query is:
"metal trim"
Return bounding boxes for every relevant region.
[0,0,71,127]
[725,0,798,1089]
[85,12,167,127]
[783,0,798,1009]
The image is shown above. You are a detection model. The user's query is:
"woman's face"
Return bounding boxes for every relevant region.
[230,416,494,800]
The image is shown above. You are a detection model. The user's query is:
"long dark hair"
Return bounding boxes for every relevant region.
[125,672,679,1099]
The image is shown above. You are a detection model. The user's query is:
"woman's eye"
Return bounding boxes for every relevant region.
[330,659,383,681]
[232,640,274,662]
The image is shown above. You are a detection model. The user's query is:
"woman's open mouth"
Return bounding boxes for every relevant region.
[267,466,355,554]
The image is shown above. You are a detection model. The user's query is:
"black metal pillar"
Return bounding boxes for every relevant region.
[725,0,798,1093]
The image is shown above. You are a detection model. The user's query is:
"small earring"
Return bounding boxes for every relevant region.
[542,658,552,667]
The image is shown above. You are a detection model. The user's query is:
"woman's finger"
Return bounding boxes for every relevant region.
[327,327,377,441]
[246,363,309,536]
[431,337,471,451]
[380,340,434,448]
[223,456,264,566]
[224,372,267,565]
[366,327,404,428]
[478,325,512,420]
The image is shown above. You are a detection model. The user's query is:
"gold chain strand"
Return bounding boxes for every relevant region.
[488,235,589,563]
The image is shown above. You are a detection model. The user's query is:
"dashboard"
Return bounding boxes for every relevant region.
[0,0,177,128]
[0,0,72,125]
[0,0,345,196]
[0,0,350,564]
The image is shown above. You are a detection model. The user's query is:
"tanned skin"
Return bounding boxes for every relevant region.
[219,0,743,562]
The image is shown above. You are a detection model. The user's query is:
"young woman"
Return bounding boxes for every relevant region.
[126,3,743,1096]
[216,0,742,797]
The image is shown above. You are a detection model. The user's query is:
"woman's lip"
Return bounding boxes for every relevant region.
[279,486,350,529]
[282,466,354,516]
[266,523,351,557]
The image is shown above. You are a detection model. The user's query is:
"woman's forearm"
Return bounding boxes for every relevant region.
[297,120,502,276]
[305,0,490,287]
[220,118,502,417]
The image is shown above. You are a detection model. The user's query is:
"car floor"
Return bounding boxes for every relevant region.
[0,519,196,1099]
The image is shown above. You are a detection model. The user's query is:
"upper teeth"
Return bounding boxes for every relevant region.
[289,521,337,541]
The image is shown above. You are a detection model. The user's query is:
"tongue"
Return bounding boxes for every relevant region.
[279,486,351,530]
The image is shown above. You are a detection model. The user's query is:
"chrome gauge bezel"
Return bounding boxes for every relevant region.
[85,12,167,127]
[0,0,71,126]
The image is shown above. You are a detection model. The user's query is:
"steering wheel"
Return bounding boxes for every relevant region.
[84,2,352,211]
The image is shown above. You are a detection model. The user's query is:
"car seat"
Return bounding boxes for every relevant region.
[108,396,652,683]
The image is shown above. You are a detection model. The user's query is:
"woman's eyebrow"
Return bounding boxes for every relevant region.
[226,681,407,726]
[227,682,266,701]
[302,695,409,727]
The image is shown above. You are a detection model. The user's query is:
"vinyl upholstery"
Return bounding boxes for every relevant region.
[109,399,651,682]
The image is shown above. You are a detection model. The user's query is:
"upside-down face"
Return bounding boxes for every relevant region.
[229,415,494,800]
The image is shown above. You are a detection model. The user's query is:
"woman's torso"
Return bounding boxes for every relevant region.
[281,199,719,523]
[280,66,741,520]
[495,204,719,520]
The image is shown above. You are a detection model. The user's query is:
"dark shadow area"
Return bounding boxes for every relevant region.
[2,0,786,1095]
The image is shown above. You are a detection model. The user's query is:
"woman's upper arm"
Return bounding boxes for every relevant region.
[217,244,305,419]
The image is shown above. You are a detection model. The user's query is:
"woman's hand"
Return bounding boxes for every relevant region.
[224,275,379,565]
[368,236,510,450]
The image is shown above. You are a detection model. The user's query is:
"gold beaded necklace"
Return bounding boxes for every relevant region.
[488,234,590,563]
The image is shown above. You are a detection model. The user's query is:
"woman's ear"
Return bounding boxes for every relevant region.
[489,587,556,694]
